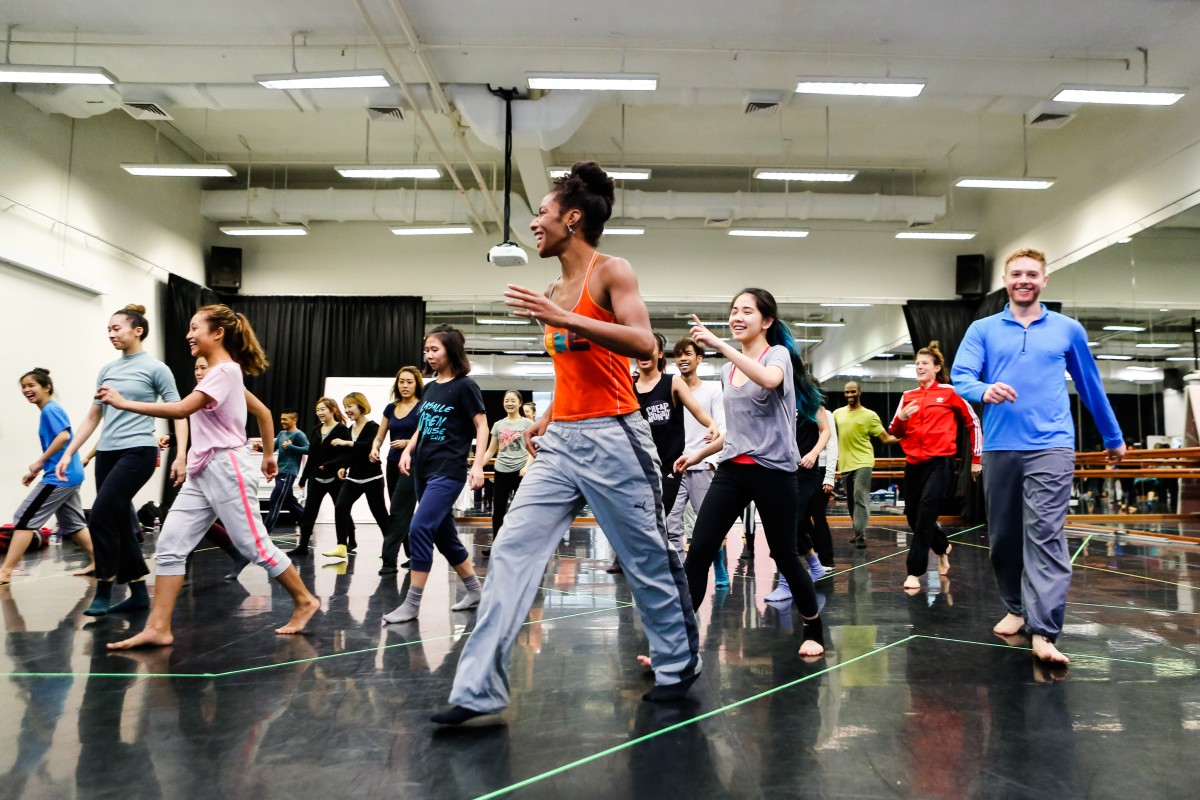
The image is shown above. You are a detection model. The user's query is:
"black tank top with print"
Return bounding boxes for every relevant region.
[636,373,686,474]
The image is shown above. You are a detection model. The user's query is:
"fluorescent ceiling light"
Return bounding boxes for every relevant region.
[1135,343,1181,349]
[696,321,730,327]
[527,73,657,91]
[220,224,307,236]
[729,229,809,238]
[122,163,236,177]
[795,77,924,98]
[478,317,531,326]
[1103,325,1146,332]
[895,231,977,240]
[491,335,540,342]
[255,69,391,90]
[604,227,646,235]
[1118,237,1132,244]
[503,350,543,356]
[390,226,473,236]
[874,353,897,358]
[515,360,553,366]
[1052,85,1184,106]
[338,166,441,179]
[796,338,823,344]
[1087,341,1098,346]
[753,169,857,182]
[1096,354,1133,361]
[955,177,1055,190]
[1126,366,1160,373]
[791,321,845,328]
[820,303,872,308]
[550,168,650,180]
[0,64,117,85]
[1166,357,1199,362]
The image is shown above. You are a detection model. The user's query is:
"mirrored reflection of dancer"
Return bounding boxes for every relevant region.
[324,393,391,560]
[480,389,533,558]
[373,367,423,574]
[890,341,981,590]
[953,248,1124,664]
[1,368,95,584]
[104,304,319,649]
[57,304,187,616]
[678,289,827,658]
[433,162,701,724]
[382,325,486,623]
[290,397,352,556]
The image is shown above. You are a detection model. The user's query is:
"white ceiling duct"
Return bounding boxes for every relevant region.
[201,186,945,230]
[451,85,596,152]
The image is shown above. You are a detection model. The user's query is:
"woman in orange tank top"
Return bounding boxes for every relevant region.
[433,162,702,725]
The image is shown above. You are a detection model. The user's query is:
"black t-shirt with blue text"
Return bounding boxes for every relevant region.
[414,376,486,481]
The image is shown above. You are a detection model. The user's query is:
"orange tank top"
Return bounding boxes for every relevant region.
[543,252,640,421]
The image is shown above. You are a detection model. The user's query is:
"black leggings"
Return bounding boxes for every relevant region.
[792,469,823,556]
[92,447,157,584]
[799,483,834,567]
[904,456,953,577]
[334,479,389,546]
[297,478,350,546]
[382,468,416,566]
[686,461,818,617]
[491,469,523,538]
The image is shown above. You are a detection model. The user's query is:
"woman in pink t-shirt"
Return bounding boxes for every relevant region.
[95,304,320,650]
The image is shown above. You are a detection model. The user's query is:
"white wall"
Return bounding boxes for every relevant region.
[0,91,215,517]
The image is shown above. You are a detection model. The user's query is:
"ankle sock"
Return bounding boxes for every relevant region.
[451,575,482,611]
[765,575,792,603]
[383,585,423,623]
[109,581,150,613]
[84,580,114,616]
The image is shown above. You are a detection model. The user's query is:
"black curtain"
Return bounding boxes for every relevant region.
[218,294,425,435]
[162,274,219,396]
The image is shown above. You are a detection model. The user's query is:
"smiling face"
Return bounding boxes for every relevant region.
[1004,255,1048,308]
[729,293,772,344]
[107,315,143,352]
[530,192,579,258]
[674,344,701,378]
[343,402,361,422]
[637,341,663,375]
[844,382,861,407]
[315,402,331,425]
[193,356,208,383]
[503,392,521,414]
[914,354,937,385]
[20,376,49,405]
[186,314,222,359]
[280,412,297,431]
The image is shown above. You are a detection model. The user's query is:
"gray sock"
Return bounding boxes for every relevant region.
[451,575,482,611]
[383,585,424,624]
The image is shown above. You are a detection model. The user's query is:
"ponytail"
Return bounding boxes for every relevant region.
[196,305,270,376]
[917,340,949,384]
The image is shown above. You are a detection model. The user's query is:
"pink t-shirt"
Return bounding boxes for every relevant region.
[187,360,248,475]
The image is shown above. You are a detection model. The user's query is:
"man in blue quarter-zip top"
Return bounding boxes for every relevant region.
[952,247,1125,665]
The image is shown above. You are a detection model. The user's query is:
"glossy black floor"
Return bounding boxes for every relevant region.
[2,518,1199,800]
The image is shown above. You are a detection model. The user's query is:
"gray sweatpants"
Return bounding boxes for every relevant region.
[982,449,1075,641]
[845,467,873,538]
[449,412,701,714]
[664,468,714,552]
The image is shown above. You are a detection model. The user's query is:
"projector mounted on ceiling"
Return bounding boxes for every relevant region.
[487,86,528,267]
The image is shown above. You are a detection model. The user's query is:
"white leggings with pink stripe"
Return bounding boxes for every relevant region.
[155,447,291,578]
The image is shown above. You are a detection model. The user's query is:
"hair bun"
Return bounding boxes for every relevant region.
[570,161,615,206]
[928,340,941,350]
[125,303,147,315]
[33,367,50,375]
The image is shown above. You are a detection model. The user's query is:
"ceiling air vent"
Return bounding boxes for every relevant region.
[122,102,173,121]
[743,91,784,116]
[1025,100,1075,130]
[368,106,405,122]
[1027,112,1074,129]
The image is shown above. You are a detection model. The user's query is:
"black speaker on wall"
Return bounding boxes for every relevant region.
[208,246,242,293]
[956,254,986,299]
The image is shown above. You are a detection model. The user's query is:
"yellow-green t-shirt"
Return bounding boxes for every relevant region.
[833,405,886,472]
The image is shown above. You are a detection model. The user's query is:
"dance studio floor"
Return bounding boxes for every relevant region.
[2,520,1198,799]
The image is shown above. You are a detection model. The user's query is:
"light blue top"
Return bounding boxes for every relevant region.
[951,304,1123,452]
[274,429,310,476]
[93,351,180,450]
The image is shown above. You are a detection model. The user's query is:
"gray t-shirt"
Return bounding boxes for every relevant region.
[491,417,533,473]
[717,345,800,472]
[94,351,180,450]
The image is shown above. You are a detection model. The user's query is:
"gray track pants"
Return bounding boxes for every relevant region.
[664,468,714,552]
[982,449,1075,641]
[449,413,701,713]
[845,467,873,538]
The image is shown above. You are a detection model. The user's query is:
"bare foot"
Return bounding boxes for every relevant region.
[0,572,11,586]
[108,628,175,650]
[993,613,1025,636]
[945,543,952,555]
[73,563,96,577]
[1032,660,1069,684]
[798,639,825,658]
[276,596,320,635]
[938,554,950,575]
[1031,634,1070,665]
[902,575,921,590]
[636,654,652,669]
